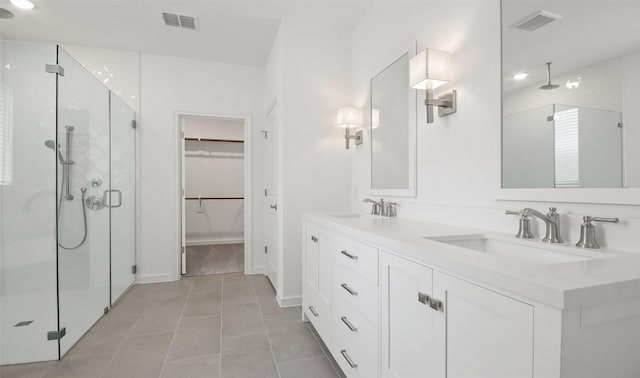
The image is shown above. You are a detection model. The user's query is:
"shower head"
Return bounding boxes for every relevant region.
[44,140,64,162]
[539,62,560,90]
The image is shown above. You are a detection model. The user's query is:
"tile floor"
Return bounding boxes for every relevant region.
[185,244,244,276]
[0,273,344,378]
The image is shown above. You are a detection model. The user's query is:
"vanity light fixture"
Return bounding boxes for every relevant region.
[10,0,35,9]
[409,48,457,124]
[513,73,528,80]
[337,107,363,149]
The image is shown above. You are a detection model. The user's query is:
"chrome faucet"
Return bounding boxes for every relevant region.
[362,198,397,217]
[506,207,563,243]
[363,198,380,215]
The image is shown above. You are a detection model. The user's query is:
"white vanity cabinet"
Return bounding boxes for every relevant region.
[302,223,331,340]
[433,270,534,378]
[379,252,436,378]
[303,216,640,378]
[380,252,534,378]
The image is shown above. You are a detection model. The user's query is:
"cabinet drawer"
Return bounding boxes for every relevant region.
[324,231,378,285]
[333,263,378,325]
[331,312,378,378]
[303,294,329,342]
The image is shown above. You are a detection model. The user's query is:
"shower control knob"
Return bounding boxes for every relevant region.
[85,194,105,211]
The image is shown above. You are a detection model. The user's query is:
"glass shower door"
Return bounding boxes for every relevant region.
[56,47,110,356]
[109,93,136,304]
[0,41,59,365]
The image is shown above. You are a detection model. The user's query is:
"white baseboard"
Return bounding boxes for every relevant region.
[136,273,176,284]
[277,294,302,308]
[186,237,244,246]
[244,266,265,275]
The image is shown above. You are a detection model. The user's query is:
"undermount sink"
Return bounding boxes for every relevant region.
[425,234,610,265]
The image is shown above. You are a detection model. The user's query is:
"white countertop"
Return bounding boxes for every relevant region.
[304,213,640,310]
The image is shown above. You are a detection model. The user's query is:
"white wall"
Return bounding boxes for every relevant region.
[140,54,264,281]
[184,117,245,245]
[351,1,640,254]
[263,20,353,302]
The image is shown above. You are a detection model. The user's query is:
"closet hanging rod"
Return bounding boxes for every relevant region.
[185,197,244,200]
[184,137,244,143]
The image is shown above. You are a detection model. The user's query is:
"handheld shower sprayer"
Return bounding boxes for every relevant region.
[44,126,88,250]
[44,140,64,162]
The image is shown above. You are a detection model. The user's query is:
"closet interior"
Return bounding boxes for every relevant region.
[182,116,245,276]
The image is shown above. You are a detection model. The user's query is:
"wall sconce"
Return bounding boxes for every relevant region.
[409,48,457,124]
[337,107,362,149]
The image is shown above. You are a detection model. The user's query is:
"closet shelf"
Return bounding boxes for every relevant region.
[185,137,244,143]
[186,197,244,200]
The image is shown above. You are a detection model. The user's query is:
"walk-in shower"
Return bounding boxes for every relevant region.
[0,40,137,366]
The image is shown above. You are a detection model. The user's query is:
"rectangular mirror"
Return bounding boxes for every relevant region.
[371,43,417,197]
[500,1,640,203]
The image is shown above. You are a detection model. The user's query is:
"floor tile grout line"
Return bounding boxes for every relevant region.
[306,323,342,378]
[157,278,195,378]
[97,288,156,378]
[252,275,283,378]
[218,275,224,378]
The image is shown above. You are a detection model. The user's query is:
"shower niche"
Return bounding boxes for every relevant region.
[0,41,137,365]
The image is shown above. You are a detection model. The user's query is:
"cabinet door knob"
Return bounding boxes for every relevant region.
[340,250,358,260]
[340,349,358,369]
[341,283,358,296]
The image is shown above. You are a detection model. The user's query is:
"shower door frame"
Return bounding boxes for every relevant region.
[174,111,254,278]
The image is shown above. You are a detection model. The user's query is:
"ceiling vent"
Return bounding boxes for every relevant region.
[511,10,561,32]
[162,12,198,31]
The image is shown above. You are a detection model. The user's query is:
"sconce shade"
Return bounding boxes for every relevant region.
[337,107,360,129]
[372,109,380,129]
[410,48,449,90]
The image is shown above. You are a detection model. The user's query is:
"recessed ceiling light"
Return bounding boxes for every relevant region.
[10,0,35,9]
[512,73,528,80]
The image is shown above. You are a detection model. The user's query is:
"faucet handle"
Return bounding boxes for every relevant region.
[506,210,534,239]
[576,216,619,249]
[387,202,398,217]
[586,216,619,224]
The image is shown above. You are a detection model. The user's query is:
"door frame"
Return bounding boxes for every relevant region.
[174,111,253,279]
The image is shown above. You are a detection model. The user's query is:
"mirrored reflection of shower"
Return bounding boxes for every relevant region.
[44,125,88,250]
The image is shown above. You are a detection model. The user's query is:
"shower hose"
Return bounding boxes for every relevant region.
[57,184,88,250]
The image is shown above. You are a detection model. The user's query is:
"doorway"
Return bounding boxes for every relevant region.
[177,114,252,277]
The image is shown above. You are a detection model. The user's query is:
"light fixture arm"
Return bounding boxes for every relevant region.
[424,89,457,124]
[344,128,363,149]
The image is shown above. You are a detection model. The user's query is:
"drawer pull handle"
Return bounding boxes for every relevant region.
[309,306,319,317]
[340,316,357,332]
[341,283,358,296]
[340,349,358,369]
[341,250,358,260]
[311,236,318,243]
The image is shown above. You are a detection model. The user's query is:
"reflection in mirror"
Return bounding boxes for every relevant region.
[371,51,416,196]
[501,1,640,189]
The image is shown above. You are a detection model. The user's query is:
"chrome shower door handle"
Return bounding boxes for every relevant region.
[103,189,123,208]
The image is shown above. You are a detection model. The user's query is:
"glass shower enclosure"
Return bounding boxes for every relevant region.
[0,40,137,365]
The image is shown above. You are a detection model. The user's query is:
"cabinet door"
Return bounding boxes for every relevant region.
[380,252,436,378]
[433,271,534,378]
[303,224,320,294]
[317,229,333,306]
